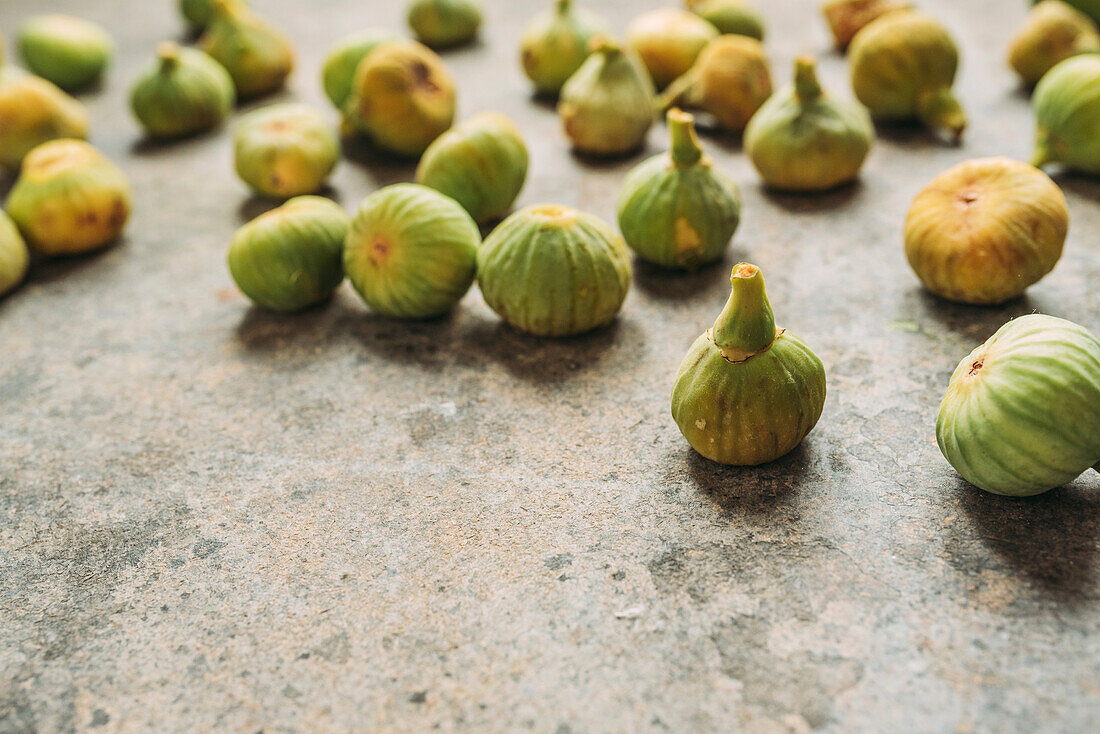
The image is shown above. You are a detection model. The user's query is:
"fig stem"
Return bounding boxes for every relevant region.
[712,263,778,362]
[794,57,823,102]
[157,42,181,73]
[667,109,703,166]
[916,87,966,144]
[556,0,572,12]
[589,36,621,57]
[1031,130,1053,168]
[656,70,695,113]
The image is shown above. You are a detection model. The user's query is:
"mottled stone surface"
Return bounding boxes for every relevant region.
[1,1,1098,732]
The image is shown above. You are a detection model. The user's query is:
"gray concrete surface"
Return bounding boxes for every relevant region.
[2,0,1099,732]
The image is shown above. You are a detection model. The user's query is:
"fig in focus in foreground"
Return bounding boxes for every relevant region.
[0,212,30,298]
[344,184,480,319]
[672,263,826,466]
[1008,1,1100,87]
[477,204,632,337]
[407,0,483,50]
[0,67,88,170]
[18,14,113,92]
[616,109,741,270]
[904,157,1068,305]
[233,103,340,199]
[320,31,398,110]
[937,314,1100,496]
[1032,54,1100,173]
[130,43,235,139]
[6,139,131,256]
[228,196,349,312]
[519,0,607,97]
[199,0,294,99]
[685,1,766,40]
[745,56,874,192]
[627,8,718,90]
[821,0,910,51]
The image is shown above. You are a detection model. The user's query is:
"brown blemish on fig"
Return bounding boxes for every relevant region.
[410,60,439,93]
[968,358,984,376]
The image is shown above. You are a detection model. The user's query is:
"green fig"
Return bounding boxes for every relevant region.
[407,0,483,49]
[199,0,294,99]
[1009,1,1100,87]
[686,0,766,40]
[658,35,772,132]
[18,14,113,92]
[616,109,741,270]
[227,196,348,312]
[416,112,529,225]
[627,8,719,90]
[130,43,235,139]
[6,139,131,256]
[744,56,874,191]
[1032,54,1100,173]
[477,204,632,337]
[344,184,480,318]
[937,314,1100,496]
[821,0,911,51]
[558,38,656,156]
[0,67,88,169]
[320,30,398,110]
[233,103,340,200]
[520,0,608,96]
[0,211,30,298]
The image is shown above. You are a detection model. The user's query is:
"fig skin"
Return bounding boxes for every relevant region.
[672,263,826,466]
[744,56,874,192]
[627,8,719,90]
[1032,54,1100,173]
[1051,0,1100,24]
[180,0,248,32]
[658,35,773,133]
[227,196,349,312]
[849,11,966,142]
[233,103,340,200]
[415,112,529,225]
[6,139,132,256]
[18,14,113,92]
[199,0,294,99]
[904,158,1068,305]
[407,0,483,50]
[558,39,656,157]
[0,212,30,298]
[477,204,632,337]
[821,0,911,51]
[520,0,608,97]
[321,31,398,110]
[130,43,235,140]
[616,109,741,270]
[1009,1,1100,87]
[937,314,1100,496]
[344,184,481,319]
[0,67,89,170]
[345,40,457,157]
[687,0,766,40]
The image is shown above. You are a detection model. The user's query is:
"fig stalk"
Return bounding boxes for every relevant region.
[794,56,822,100]
[668,108,703,166]
[916,87,966,143]
[711,264,777,362]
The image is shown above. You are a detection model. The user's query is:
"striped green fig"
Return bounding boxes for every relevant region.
[130,43,235,139]
[234,103,340,199]
[320,30,398,110]
[627,8,718,90]
[658,35,772,132]
[937,314,1100,496]
[1009,1,1099,87]
[0,212,30,297]
[407,0,483,49]
[1032,54,1100,173]
[686,1,766,40]
[199,0,294,99]
[520,0,607,96]
[0,67,88,169]
[18,14,112,92]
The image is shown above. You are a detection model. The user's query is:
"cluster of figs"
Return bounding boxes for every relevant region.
[0,0,1097,497]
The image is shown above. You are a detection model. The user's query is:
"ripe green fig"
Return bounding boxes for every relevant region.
[744,56,874,191]
[1032,54,1100,173]
[658,35,772,132]
[18,14,112,92]
[344,184,480,318]
[199,0,294,99]
[616,109,740,270]
[1009,1,1100,87]
[416,112,529,225]
[937,314,1100,496]
[227,196,348,312]
[233,103,340,199]
[0,212,30,298]
[821,0,910,51]
[686,1,766,40]
[672,263,827,466]
[627,8,719,90]
[407,0,483,49]
[130,43,235,139]
[477,204,631,337]
[320,31,398,110]
[0,67,88,169]
[520,0,607,96]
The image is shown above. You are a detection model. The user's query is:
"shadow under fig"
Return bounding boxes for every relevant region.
[236,186,342,223]
[633,250,745,303]
[684,442,820,516]
[130,128,226,157]
[910,288,1040,342]
[233,296,343,352]
[760,179,865,214]
[25,240,125,284]
[340,136,418,188]
[1049,171,1100,204]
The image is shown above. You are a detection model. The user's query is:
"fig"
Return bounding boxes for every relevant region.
[6,139,131,256]
[672,263,827,466]
[558,38,656,156]
[407,0,483,49]
[519,0,608,97]
[233,103,340,199]
[821,0,910,51]
[227,196,348,312]
[744,56,875,191]
[1032,54,1100,173]
[344,184,480,318]
[344,40,457,157]
[0,212,30,298]
[180,0,248,32]
[415,112,529,225]
[0,67,89,169]
[904,158,1068,305]
[685,1,765,41]
[1009,1,1100,87]
[850,12,966,142]
[658,35,772,132]
[129,43,235,139]
[1052,0,1100,24]
[627,8,719,90]
[616,109,741,270]
[199,0,294,99]
[477,204,632,337]
[937,314,1100,496]
[18,14,113,92]
[320,30,398,110]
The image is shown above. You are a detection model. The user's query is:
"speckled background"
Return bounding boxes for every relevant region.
[1,1,1098,732]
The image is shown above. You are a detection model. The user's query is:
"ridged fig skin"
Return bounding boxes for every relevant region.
[407,0,483,50]
[344,184,480,319]
[520,0,607,96]
[686,1,766,40]
[821,0,910,51]
[416,112,529,225]
[627,8,718,90]
[1032,54,1100,173]
[130,44,235,139]
[904,158,1068,305]
[18,14,113,92]
[0,67,88,170]
[1009,1,1100,87]
[937,314,1100,496]
[320,31,398,110]
[658,35,772,132]
[6,139,131,256]
[199,0,294,99]
[477,204,632,337]
[227,196,348,312]
[234,103,340,200]
[0,212,30,298]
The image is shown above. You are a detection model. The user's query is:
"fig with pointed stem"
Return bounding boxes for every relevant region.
[519,0,608,97]
[130,43,235,139]
[1009,1,1100,87]
[627,8,718,90]
[658,35,772,132]
[0,67,88,169]
[199,0,294,99]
